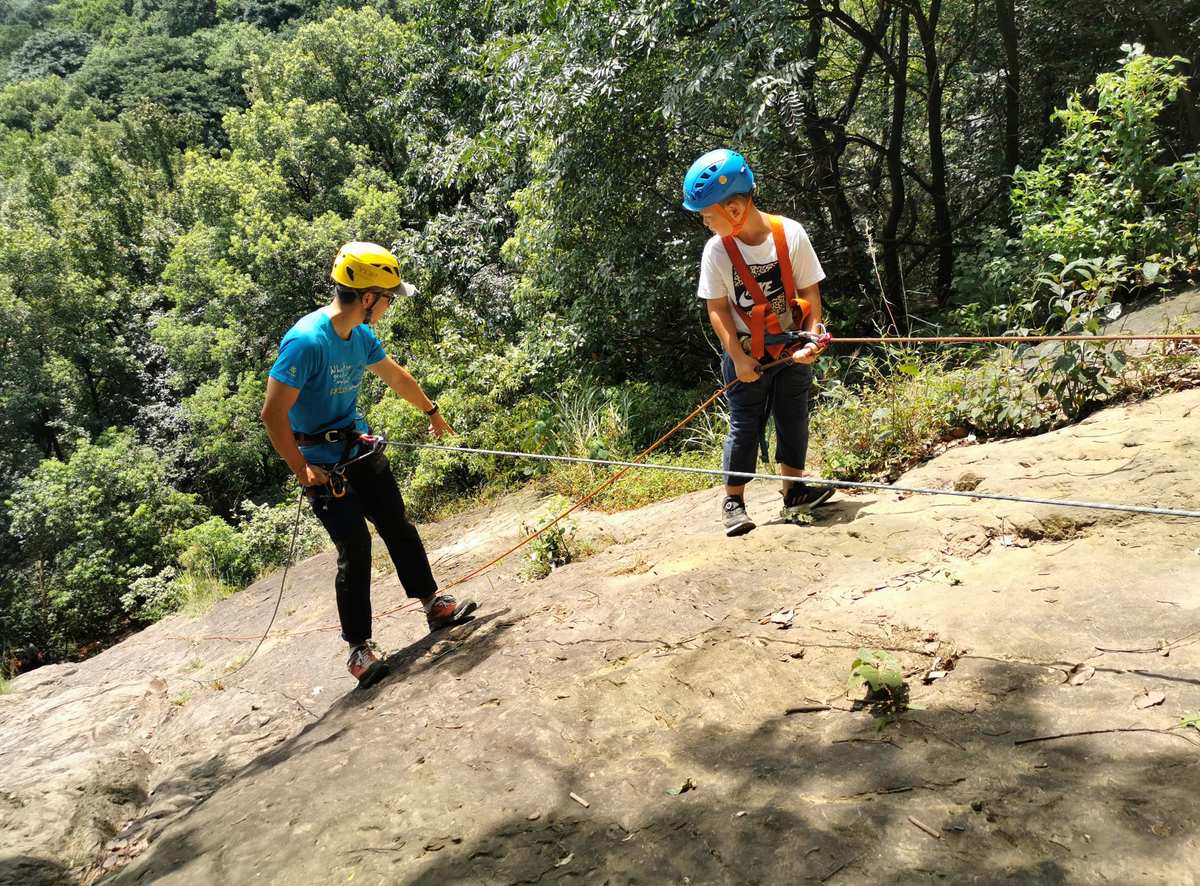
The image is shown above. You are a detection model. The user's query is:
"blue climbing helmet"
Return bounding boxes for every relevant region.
[682,149,755,211]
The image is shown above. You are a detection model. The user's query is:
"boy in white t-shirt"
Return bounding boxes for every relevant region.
[683,148,834,536]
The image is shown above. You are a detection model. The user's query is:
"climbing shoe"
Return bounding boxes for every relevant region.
[425,594,478,632]
[347,641,389,689]
[780,482,834,523]
[722,496,756,537]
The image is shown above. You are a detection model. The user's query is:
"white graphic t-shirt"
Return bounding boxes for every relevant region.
[696,216,826,335]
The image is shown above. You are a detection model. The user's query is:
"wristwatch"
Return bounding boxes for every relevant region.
[424,401,439,416]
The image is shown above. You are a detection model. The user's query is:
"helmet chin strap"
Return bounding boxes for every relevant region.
[714,202,747,237]
[362,290,380,324]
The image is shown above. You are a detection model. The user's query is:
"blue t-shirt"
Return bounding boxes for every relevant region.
[268,309,387,464]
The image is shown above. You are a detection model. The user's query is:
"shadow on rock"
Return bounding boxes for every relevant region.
[0,854,71,886]
[399,657,1200,885]
[810,499,869,526]
[101,611,515,884]
[241,609,511,778]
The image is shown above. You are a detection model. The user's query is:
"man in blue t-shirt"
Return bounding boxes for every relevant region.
[261,242,476,688]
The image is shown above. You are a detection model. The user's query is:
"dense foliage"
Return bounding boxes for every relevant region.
[1,0,1197,665]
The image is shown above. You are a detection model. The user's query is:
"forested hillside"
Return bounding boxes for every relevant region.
[1,0,1198,667]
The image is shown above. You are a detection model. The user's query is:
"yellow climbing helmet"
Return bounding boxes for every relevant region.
[331,241,412,293]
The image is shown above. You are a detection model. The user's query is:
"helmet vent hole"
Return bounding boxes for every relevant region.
[345,267,355,280]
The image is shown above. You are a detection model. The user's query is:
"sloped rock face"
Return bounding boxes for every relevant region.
[4,391,1200,886]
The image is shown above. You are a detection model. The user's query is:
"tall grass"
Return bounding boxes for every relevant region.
[555,386,635,460]
[541,382,724,509]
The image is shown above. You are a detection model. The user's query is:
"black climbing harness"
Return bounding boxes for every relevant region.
[294,426,389,499]
[326,432,388,498]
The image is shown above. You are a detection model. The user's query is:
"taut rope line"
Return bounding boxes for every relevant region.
[389,443,1200,519]
[176,333,1200,650]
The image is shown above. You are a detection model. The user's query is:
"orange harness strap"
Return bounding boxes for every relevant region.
[722,215,808,360]
[771,215,796,305]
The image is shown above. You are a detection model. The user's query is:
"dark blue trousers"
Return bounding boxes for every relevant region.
[720,354,813,486]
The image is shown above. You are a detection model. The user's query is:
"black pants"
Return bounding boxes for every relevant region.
[306,451,437,646]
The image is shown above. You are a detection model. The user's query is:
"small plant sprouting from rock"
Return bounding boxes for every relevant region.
[848,648,910,722]
[848,648,903,695]
[521,522,576,580]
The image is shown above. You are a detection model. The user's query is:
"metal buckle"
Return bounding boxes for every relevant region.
[323,429,342,443]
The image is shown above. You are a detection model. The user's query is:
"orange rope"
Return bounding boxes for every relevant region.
[162,358,794,647]
[159,330,1200,650]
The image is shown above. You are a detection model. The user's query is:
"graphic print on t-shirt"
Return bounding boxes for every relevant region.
[733,260,795,331]
[328,362,362,397]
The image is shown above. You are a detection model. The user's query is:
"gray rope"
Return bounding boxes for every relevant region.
[223,486,306,679]
[392,442,1200,519]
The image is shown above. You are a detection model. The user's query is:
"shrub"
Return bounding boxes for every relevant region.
[956,48,1200,425]
[811,352,971,481]
[1011,47,1200,290]
[520,520,575,581]
[955,356,1050,436]
[965,48,1200,333]
[123,494,325,621]
[233,496,327,577]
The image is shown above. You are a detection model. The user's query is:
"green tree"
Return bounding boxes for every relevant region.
[4,430,207,658]
[179,370,285,515]
[216,0,308,31]
[47,0,134,36]
[1012,48,1200,274]
[5,28,92,81]
[71,23,269,141]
